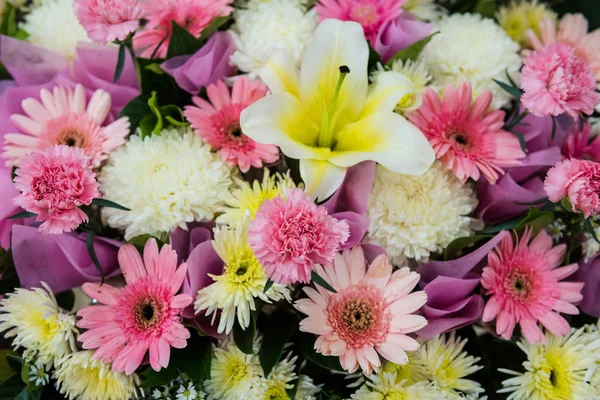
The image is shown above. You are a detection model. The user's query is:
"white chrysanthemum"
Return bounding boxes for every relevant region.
[0,283,77,366]
[20,0,90,59]
[262,352,299,399]
[418,333,484,399]
[99,128,234,240]
[55,351,140,400]
[195,223,290,334]
[296,375,321,400]
[403,0,447,21]
[500,328,600,400]
[229,0,317,77]
[350,372,440,400]
[420,13,521,109]
[367,162,479,265]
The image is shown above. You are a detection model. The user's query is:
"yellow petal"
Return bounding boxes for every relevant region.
[299,159,347,202]
[330,112,435,175]
[361,71,416,117]
[259,49,300,98]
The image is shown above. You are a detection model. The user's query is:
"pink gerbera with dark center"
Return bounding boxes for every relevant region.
[2,84,130,168]
[74,0,144,44]
[133,0,233,59]
[481,228,583,344]
[248,188,349,285]
[77,239,192,375]
[294,247,428,374]
[316,0,404,42]
[545,158,600,218]
[408,82,526,184]
[184,77,279,172]
[13,145,100,234]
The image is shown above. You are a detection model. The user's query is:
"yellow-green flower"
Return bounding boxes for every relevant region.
[497,0,557,47]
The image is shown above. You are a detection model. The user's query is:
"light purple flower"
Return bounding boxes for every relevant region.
[373,12,432,64]
[573,254,600,318]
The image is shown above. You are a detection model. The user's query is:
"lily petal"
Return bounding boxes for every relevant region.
[300,159,347,202]
[361,71,416,117]
[259,49,300,98]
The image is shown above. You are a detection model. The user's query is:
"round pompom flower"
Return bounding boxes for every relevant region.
[521,43,600,118]
[184,77,279,173]
[248,188,350,285]
[77,239,192,375]
[481,228,584,344]
[73,0,144,44]
[294,247,428,375]
[544,158,600,218]
[13,145,100,235]
[2,84,130,168]
[408,82,525,184]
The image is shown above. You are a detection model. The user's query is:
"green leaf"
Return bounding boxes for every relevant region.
[233,318,256,355]
[120,96,151,135]
[5,355,22,374]
[444,235,492,260]
[505,111,529,131]
[140,92,163,138]
[12,29,29,41]
[140,367,178,388]
[480,207,553,235]
[311,271,336,293]
[199,16,232,42]
[296,333,344,372]
[259,310,296,377]
[15,387,41,400]
[493,79,522,99]
[0,4,17,37]
[8,211,36,220]
[0,374,25,398]
[0,350,18,382]
[473,0,496,18]
[386,32,439,67]
[511,131,527,152]
[20,363,36,392]
[113,43,127,83]
[91,198,130,211]
[173,332,212,381]
[561,197,573,212]
[128,235,165,252]
[263,279,275,294]
[144,63,165,75]
[167,21,203,58]
[86,234,105,285]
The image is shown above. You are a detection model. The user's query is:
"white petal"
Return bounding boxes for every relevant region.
[361,71,415,117]
[259,49,300,97]
[299,159,346,202]
[86,89,111,124]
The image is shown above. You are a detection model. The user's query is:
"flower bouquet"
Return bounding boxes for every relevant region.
[0,0,600,399]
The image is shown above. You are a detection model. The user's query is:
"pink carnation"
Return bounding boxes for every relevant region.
[12,145,100,235]
[248,188,350,285]
[73,0,144,44]
[316,0,404,42]
[520,43,600,118]
[482,228,583,344]
[294,247,428,374]
[184,77,279,172]
[408,83,525,184]
[545,158,600,218]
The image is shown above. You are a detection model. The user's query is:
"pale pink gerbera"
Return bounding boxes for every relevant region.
[521,43,600,118]
[481,228,583,344]
[184,78,279,172]
[77,239,192,375]
[408,83,525,184]
[13,145,100,234]
[562,123,600,161]
[526,14,600,82]
[545,158,600,218]
[73,0,144,44]
[248,188,349,285]
[133,0,233,59]
[2,84,130,168]
[316,0,404,42]
[294,247,428,374]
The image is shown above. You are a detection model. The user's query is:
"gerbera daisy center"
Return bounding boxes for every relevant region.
[132,295,164,330]
[505,269,534,300]
[341,299,375,332]
[449,131,470,149]
[350,5,378,25]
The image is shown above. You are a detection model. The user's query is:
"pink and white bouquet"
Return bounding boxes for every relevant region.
[0,0,600,399]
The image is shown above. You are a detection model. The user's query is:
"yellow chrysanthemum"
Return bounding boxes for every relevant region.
[0,283,77,365]
[381,352,428,386]
[497,0,557,47]
[350,371,440,400]
[217,170,296,226]
[54,351,140,400]
[194,223,290,334]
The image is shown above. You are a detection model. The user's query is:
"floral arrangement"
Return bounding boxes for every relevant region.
[0,0,600,399]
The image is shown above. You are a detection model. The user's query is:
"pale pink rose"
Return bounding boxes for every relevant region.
[73,0,144,44]
[545,158,600,218]
[12,145,100,234]
[521,43,600,118]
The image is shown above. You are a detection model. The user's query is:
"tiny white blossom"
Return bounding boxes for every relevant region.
[28,363,49,387]
[176,382,198,400]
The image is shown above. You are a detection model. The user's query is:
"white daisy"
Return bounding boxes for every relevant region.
[547,219,567,242]
[229,0,317,77]
[99,127,234,240]
[28,362,50,387]
[20,0,90,59]
[367,162,479,265]
[176,382,198,400]
[420,13,521,110]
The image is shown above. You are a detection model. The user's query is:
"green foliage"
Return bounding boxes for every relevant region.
[90,199,130,211]
[493,79,522,100]
[259,310,296,377]
[233,316,256,355]
[0,250,19,295]
[480,207,554,235]
[311,271,336,293]
[85,234,105,285]
[113,43,127,83]
[444,234,492,260]
[139,92,188,138]
[385,32,439,67]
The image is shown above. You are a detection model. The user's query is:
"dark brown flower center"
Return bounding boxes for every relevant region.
[56,129,87,148]
[505,269,533,300]
[132,296,164,331]
[450,131,469,148]
[341,299,375,332]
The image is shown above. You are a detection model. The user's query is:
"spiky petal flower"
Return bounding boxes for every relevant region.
[248,188,350,285]
[408,83,525,184]
[77,239,192,375]
[13,145,100,235]
[294,247,428,375]
[73,0,144,44]
[497,0,557,47]
[2,84,130,168]
[184,78,279,172]
[481,228,584,344]
[350,372,440,400]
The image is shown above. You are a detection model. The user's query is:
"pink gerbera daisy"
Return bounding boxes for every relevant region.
[74,0,144,44]
[133,0,233,59]
[562,122,600,161]
[2,84,130,168]
[481,228,584,344]
[13,145,100,234]
[316,0,404,42]
[77,239,192,375]
[248,188,349,285]
[408,83,526,184]
[294,247,428,374]
[184,77,279,172]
